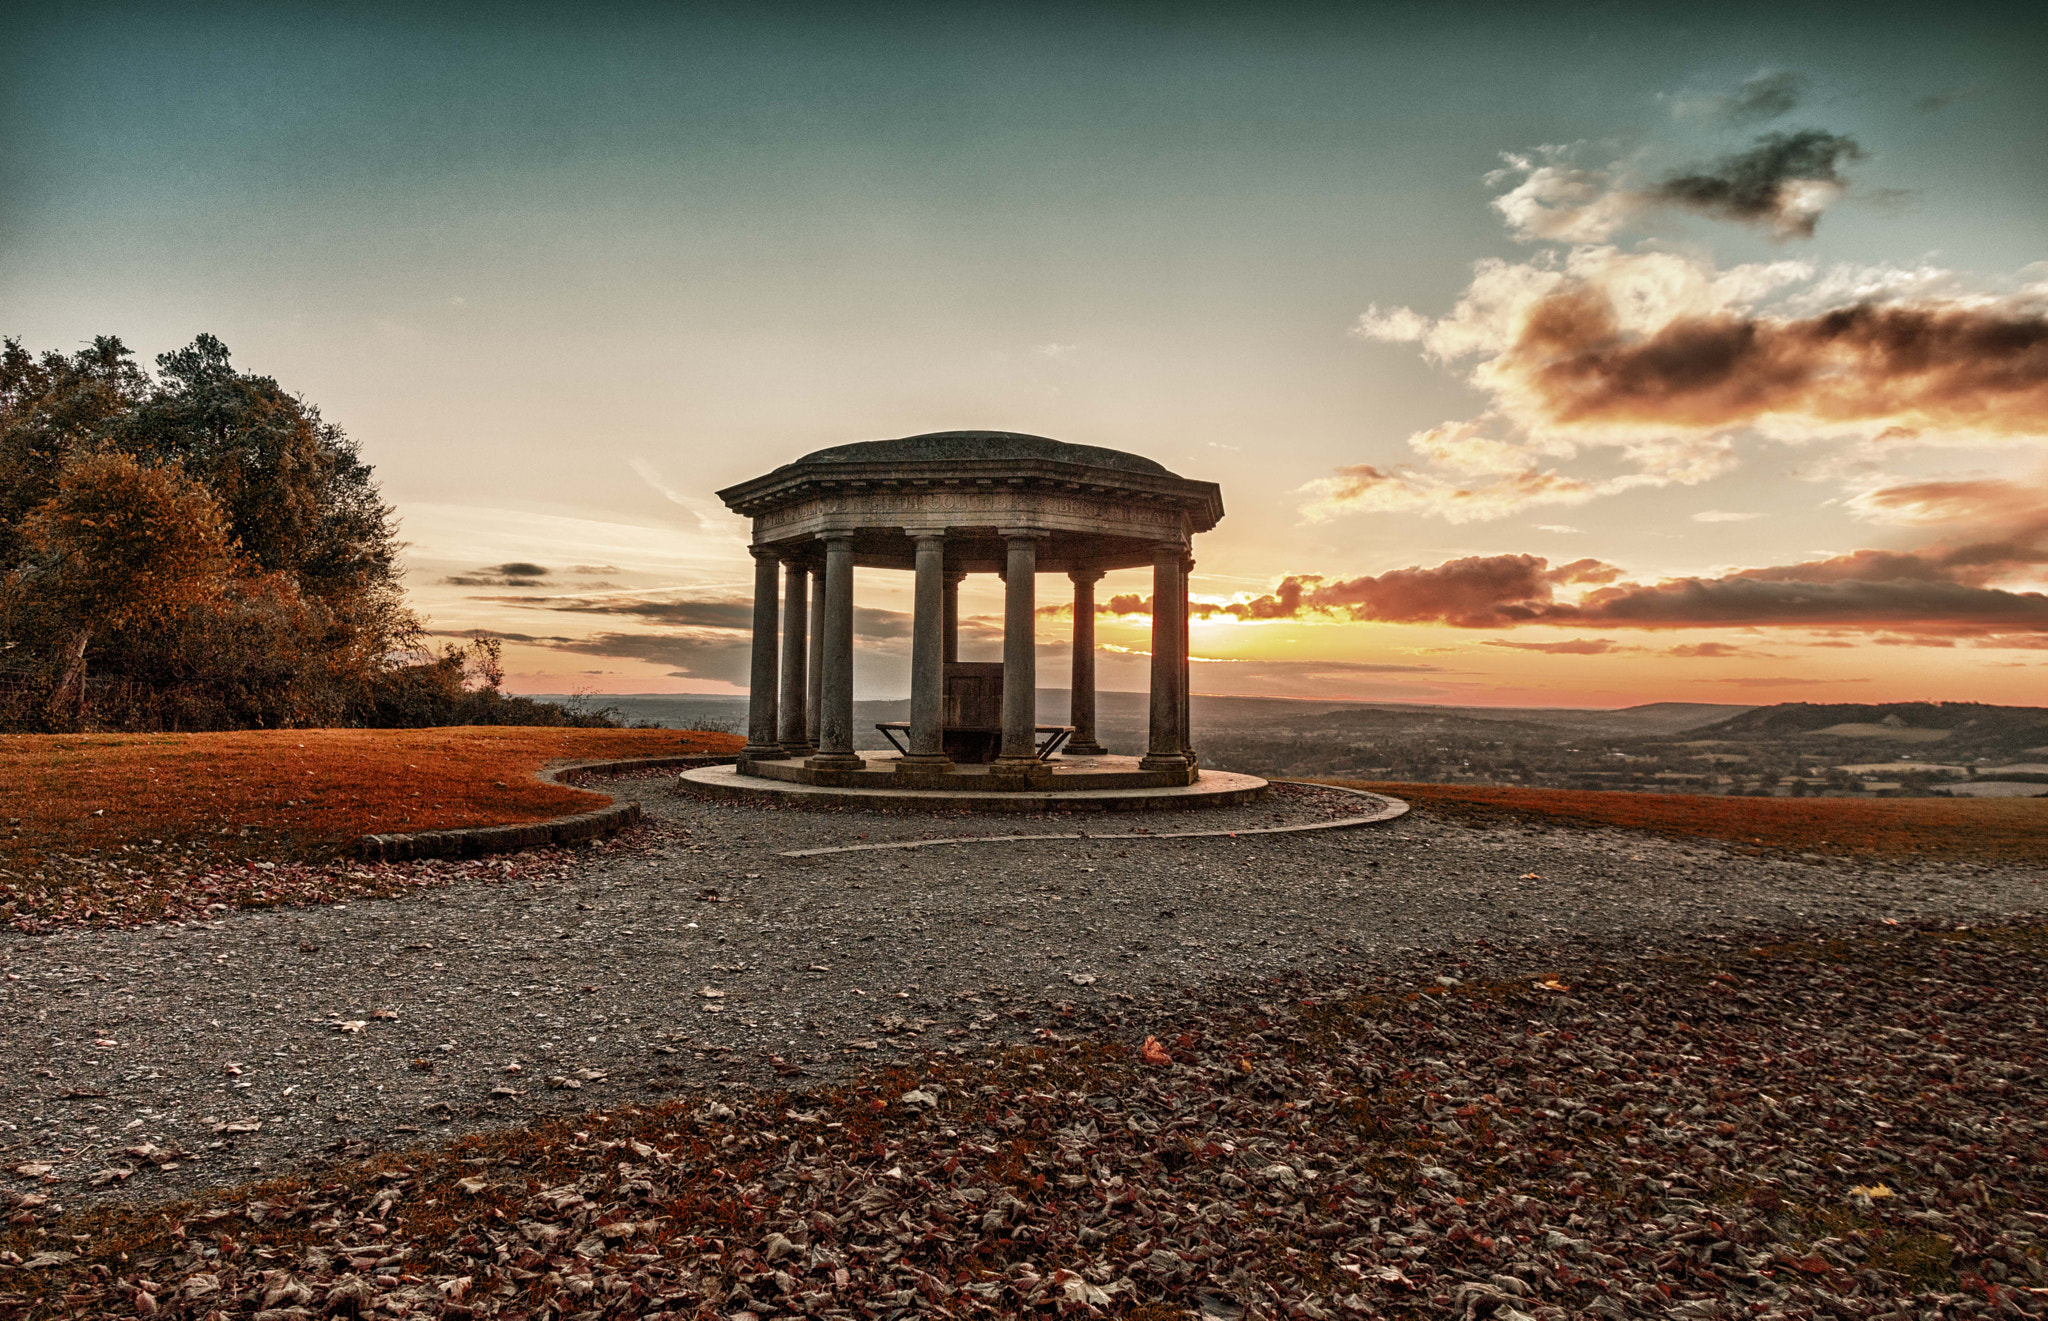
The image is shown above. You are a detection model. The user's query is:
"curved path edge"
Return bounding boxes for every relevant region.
[352,753,739,862]
[772,780,1410,857]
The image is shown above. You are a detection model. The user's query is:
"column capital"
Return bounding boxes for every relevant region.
[748,544,781,561]
[1067,566,1106,584]
[996,527,1053,542]
[906,530,947,543]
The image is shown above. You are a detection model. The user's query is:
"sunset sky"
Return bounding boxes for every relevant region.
[6,2,2045,708]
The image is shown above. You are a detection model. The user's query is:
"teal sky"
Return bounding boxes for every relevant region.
[7,2,2046,705]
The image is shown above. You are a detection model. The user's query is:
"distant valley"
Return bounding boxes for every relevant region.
[536,693,2048,799]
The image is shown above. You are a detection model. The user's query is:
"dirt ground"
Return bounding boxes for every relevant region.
[3,773,2040,1216]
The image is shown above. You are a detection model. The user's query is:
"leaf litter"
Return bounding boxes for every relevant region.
[3,914,2046,1318]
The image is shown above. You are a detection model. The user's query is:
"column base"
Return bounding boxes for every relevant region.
[1138,752,1196,772]
[779,740,817,759]
[988,755,1053,783]
[805,752,865,771]
[1064,740,1109,757]
[893,754,954,775]
[740,743,791,764]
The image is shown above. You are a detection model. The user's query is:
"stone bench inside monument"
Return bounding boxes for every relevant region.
[941,661,1002,763]
[716,429,1219,792]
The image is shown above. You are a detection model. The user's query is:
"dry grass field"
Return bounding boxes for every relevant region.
[0,726,742,875]
[1341,780,2048,862]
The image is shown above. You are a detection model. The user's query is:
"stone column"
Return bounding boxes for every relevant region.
[1065,568,1107,756]
[1140,541,1192,773]
[897,534,952,772]
[807,535,864,770]
[777,557,812,757]
[992,531,1048,772]
[806,563,825,748]
[1181,552,1197,764]
[740,548,781,764]
[941,571,963,664]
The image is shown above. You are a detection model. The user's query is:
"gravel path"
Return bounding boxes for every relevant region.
[2,774,2041,1214]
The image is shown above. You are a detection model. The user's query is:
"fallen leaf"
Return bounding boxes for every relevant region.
[1141,1035,1172,1067]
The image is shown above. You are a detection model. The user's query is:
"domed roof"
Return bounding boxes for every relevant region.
[792,430,1172,477]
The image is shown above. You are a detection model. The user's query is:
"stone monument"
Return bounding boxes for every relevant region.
[710,430,1242,802]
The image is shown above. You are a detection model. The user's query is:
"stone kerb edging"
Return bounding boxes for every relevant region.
[352,754,739,862]
[772,780,1410,857]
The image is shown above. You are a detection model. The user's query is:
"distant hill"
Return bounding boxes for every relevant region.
[1689,702,2048,758]
[1696,702,2048,736]
[1278,700,1753,739]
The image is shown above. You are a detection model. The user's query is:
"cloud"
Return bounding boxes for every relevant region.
[1487,151,1644,243]
[1648,130,1862,239]
[1182,657,1454,700]
[1101,555,1620,627]
[1303,463,1608,524]
[1714,676,1864,687]
[1535,524,1583,534]
[1692,510,1760,523]
[551,598,755,630]
[1670,70,1809,125]
[1340,247,2048,530]
[1720,71,1808,125]
[1846,477,2048,532]
[1352,304,1433,342]
[1564,573,2048,633]
[627,457,735,531]
[444,562,551,587]
[1512,287,2048,439]
[1482,637,1623,655]
[1484,126,1857,245]
[546,595,920,641]
[425,628,573,645]
[1104,534,2048,641]
[1666,641,1746,657]
[1302,435,1738,524]
[548,631,754,683]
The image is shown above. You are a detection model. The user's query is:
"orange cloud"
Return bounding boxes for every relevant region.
[1516,292,2048,437]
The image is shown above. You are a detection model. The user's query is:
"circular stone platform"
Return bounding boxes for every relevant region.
[680,752,1268,813]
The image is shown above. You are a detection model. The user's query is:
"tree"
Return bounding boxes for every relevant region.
[115,335,401,602]
[8,449,236,720]
[0,336,153,571]
[1,333,421,730]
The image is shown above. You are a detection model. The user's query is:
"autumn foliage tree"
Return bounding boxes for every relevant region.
[1,333,621,731]
[10,449,237,719]
[0,334,436,730]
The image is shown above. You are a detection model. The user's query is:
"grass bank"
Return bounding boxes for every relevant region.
[0,727,740,926]
[1337,780,2048,862]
